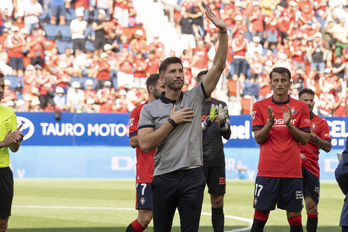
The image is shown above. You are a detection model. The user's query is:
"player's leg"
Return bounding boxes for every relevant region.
[302,167,320,232]
[0,216,9,232]
[251,177,278,232]
[286,211,303,232]
[205,166,226,232]
[211,194,224,232]
[126,183,153,232]
[151,172,180,232]
[177,167,206,232]
[304,195,318,232]
[0,167,14,232]
[279,178,303,232]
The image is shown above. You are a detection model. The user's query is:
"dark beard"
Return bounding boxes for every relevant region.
[153,89,161,100]
[165,77,183,91]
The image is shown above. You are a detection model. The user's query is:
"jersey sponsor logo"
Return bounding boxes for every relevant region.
[140,197,146,205]
[129,118,134,127]
[295,190,303,200]
[219,177,226,185]
[305,119,310,124]
[312,123,316,130]
[17,116,35,141]
[252,111,256,120]
[273,118,296,127]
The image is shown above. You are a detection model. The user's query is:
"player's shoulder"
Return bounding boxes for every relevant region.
[0,105,16,119]
[254,96,271,107]
[312,114,329,125]
[290,97,307,108]
[212,98,227,106]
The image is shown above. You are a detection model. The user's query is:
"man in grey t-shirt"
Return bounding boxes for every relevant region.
[138,9,228,232]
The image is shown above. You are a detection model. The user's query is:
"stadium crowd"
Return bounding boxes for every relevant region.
[0,0,348,116]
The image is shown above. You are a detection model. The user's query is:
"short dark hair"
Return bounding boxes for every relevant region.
[197,70,208,82]
[269,67,291,81]
[146,73,160,93]
[159,57,183,75]
[299,88,315,99]
[0,73,4,79]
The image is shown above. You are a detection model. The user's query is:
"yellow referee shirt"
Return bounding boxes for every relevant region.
[0,105,18,168]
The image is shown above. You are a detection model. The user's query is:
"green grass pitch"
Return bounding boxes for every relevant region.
[8,179,344,231]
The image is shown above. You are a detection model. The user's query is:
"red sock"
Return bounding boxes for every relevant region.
[307,212,318,218]
[254,209,270,221]
[131,219,147,232]
[288,215,302,226]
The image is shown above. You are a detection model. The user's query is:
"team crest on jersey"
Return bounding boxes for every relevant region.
[252,111,256,120]
[312,123,316,130]
[140,197,146,205]
[291,107,296,115]
[129,118,134,127]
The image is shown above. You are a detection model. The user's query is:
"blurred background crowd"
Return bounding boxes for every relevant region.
[0,0,347,116]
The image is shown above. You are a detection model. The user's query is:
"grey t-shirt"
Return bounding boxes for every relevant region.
[138,82,207,176]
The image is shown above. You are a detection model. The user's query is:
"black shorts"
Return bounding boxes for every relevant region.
[136,183,152,210]
[202,166,226,195]
[0,167,14,217]
[253,176,303,211]
[9,57,24,71]
[302,167,320,203]
[94,38,105,51]
[278,30,288,39]
[73,38,85,52]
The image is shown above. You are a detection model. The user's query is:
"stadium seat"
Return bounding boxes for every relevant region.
[5,75,20,91]
[16,93,23,101]
[57,41,73,54]
[39,8,50,22]
[59,25,72,41]
[240,95,256,114]
[65,8,76,23]
[85,41,94,52]
[82,77,97,89]
[70,76,82,87]
[244,32,251,42]
[44,24,59,40]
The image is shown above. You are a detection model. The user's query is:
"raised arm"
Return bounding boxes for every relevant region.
[202,9,228,96]
[283,104,309,145]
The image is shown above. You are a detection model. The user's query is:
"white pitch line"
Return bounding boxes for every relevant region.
[13,205,252,232]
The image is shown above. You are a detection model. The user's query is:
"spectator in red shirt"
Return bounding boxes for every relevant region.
[104,43,118,79]
[258,66,272,100]
[74,0,89,21]
[37,67,54,109]
[231,15,247,39]
[220,1,233,33]
[319,87,334,117]
[52,62,71,92]
[232,30,248,82]
[192,38,209,80]
[96,52,112,90]
[114,89,129,112]
[2,79,16,105]
[130,29,147,56]
[22,64,39,111]
[0,43,12,76]
[83,79,97,103]
[114,0,129,27]
[45,47,59,73]
[148,34,166,61]
[333,90,348,116]
[145,50,160,76]
[264,5,278,49]
[133,52,146,88]
[250,51,262,79]
[59,48,75,75]
[6,26,25,77]
[26,26,45,67]
[96,80,114,113]
[249,1,264,40]
[117,44,134,88]
[278,1,297,45]
[127,1,137,27]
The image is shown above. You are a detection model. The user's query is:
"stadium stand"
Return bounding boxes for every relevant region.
[0,0,347,115]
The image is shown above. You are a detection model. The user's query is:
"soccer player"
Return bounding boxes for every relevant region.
[335,138,348,232]
[199,69,231,232]
[299,88,331,232]
[0,73,24,232]
[125,74,165,232]
[137,9,227,232]
[251,67,310,232]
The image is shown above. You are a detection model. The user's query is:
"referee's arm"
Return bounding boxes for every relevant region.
[201,9,228,96]
[0,125,24,152]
